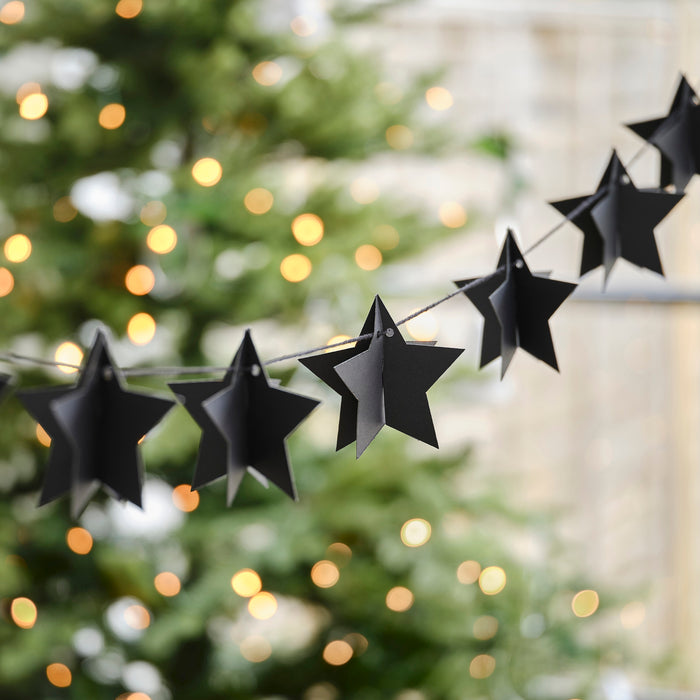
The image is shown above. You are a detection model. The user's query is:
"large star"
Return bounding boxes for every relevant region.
[549,151,683,284]
[18,330,175,518]
[627,74,700,191]
[169,330,319,505]
[310,296,462,457]
[456,231,576,378]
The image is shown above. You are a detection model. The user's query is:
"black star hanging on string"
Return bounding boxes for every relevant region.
[455,230,576,378]
[549,150,683,284]
[18,330,175,518]
[169,330,320,505]
[303,296,462,457]
[627,74,700,192]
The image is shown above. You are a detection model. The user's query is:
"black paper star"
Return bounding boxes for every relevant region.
[18,330,175,518]
[455,230,576,378]
[169,330,319,505]
[549,151,683,284]
[304,296,462,457]
[627,74,700,191]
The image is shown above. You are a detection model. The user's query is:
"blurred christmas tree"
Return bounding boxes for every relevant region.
[0,1,623,699]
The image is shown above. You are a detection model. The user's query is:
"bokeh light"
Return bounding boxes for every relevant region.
[55,342,83,375]
[248,592,277,620]
[244,188,274,215]
[98,103,126,129]
[354,244,382,271]
[240,635,272,662]
[469,654,496,679]
[0,268,14,296]
[19,93,48,120]
[323,640,353,666]
[140,201,167,226]
[36,423,51,447]
[373,224,399,250]
[280,254,311,282]
[439,201,467,228]
[425,86,454,111]
[4,234,31,263]
[66,527,93,555]
[290,16,317,36]
[53,197,77,222]
[0,1,24,24]
[311,560,340,588]
[473,615,499,640]
[406,310,438,342]
[124,604,150,630]
[115,0,142,19]
[11,597,37,629]
[231,569,262,598]
[252,61,282,86]
[385,586,414,612]
[385,124,414,149]
[146,224,177,254]
[344,632,369,656]
[292,213,324,246]
[127,313,156,345]
[191,157,222,187]
[16,82,40,104]
[400,518,431,547]
[326,542,352,566]
[349,177,379,204]
[325,335,352,352]
[125,265,155,296]
[154,572,181,597]
[172,484,199,512]
[479,566,506,595]
[46,663,72,688]
[620,601,646,629]
[457,560,481,584]
[572,589,599,618]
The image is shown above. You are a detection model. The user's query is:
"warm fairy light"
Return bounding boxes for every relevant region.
[0,1,24,24]
[373,224,399,250]
[572,589,599,618]
[473,615,499,640]
[154,572,181,597]
[280,254,311,282]
[231,569,262,598]
[0,268,14,296]
[53,197,77,222]
[385,586,414,612]
[479,566,506,595]
[146,224,177,254]
[354,244,382,271]
[128,694,152,700]
[46,663,72,688]
[11,597,37,628]
[19,93,48,120]
[311,560,340,588]
[252,61,282,86]
[469,654,496,679]
[406,310,438,342]
[349,177,379,204]
[457,560,481,585]
[66,527,93,555]
[244,188,274,215]
[439,201,467,228]
[290,15,317,36]
[191,157,223,187]
[16,82,40,104]
[425,86,454,111]
[385,124,414,150]
[127,313,156,345]
[325,335,352,352]
[240,635,272,662]
[98,103,126,129]
[620,601,646,629]
[4,234,31,263]
[326,542,352,566]
[344,632,368,655]
[55,342,83,375]
[172,484,199,512]
[125,265,155,296]
[400,518,431,547]
[140,201,167,226]
[115,0,142,19]
[247,592,277,620]
[374,81,403,105]
[323,640,353,666]
[124,604,150,630]
[36,424,51,447]
[291,213,324,246]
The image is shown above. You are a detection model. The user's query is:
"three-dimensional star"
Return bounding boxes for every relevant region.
[305,296,462,457]
[169,330,319,505]
[18,330,175,518]
[456,230,576,378]
[549,150,683,284]
[627,74,700,192]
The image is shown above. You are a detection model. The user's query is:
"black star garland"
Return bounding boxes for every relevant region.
[169,330,319,505]
[17,330,175,518]
[627,74,700,192]
[549,151,683,284]
[455,230,577,378]
[301,296,463,457]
